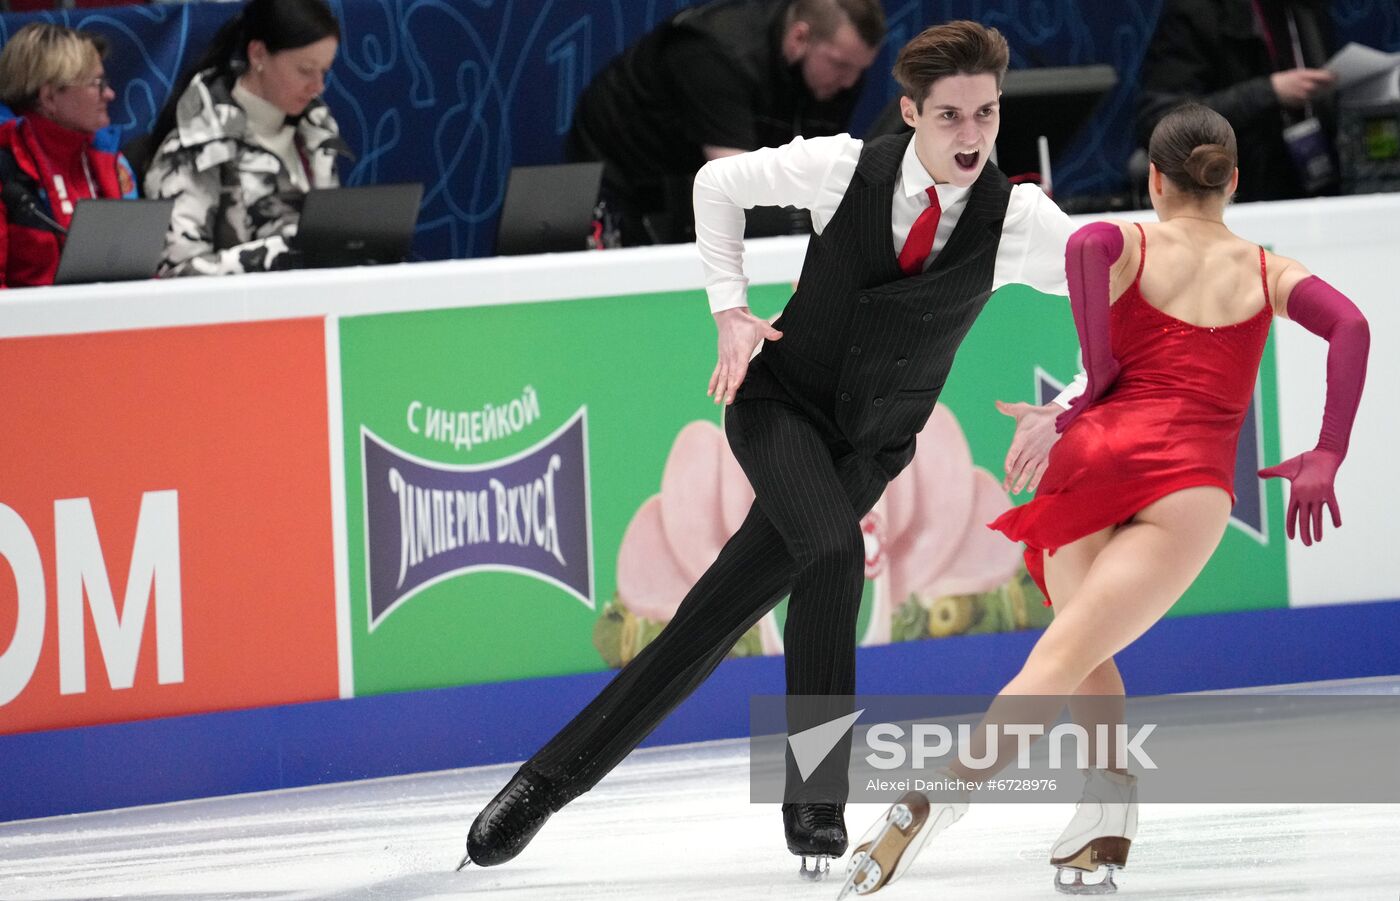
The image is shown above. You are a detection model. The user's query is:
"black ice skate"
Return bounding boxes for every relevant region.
[458,767,559,870]
[784,801,848,881]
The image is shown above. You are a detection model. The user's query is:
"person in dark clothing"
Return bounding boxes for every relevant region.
[462,21,1085,880]
[567,0,885,245]
[1136,0,1339,202]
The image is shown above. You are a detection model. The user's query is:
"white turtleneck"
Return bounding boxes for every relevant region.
[232,78,308,191]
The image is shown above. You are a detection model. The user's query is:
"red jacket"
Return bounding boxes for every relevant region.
[0,115,132,288]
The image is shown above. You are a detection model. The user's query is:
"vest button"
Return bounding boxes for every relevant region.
[873,396,885,407]
[840,392,852,402]
[922,312,933,322]
[859,295,871,304]
[896,357,908,367]
[850,345,861,355]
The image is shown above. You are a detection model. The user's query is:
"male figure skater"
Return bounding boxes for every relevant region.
[463,20,1082,877]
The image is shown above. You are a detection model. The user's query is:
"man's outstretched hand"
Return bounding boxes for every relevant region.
[709,307,782,405]
[997,400,1061,495]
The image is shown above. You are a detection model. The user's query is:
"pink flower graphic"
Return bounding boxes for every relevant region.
[613,405,1023,654]
[865,405,1024,644]
[615,421,783,652]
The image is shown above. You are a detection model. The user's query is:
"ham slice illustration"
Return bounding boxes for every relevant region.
[614,405,1022,656]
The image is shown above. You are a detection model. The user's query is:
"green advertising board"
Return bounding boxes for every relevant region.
[339,282,1285,697]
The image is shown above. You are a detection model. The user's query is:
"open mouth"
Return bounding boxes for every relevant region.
[954,150,981,172]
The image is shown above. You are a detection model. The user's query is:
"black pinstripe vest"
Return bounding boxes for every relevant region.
[743,131,1012,461]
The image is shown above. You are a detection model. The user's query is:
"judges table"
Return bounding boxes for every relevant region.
[0,193,1396,820]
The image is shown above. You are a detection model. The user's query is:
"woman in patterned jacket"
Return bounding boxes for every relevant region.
[144,0,351,276]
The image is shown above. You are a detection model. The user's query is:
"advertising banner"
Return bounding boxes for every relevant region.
[0,320,340,734]
[340,282,1287,696]
[338,288,775,695]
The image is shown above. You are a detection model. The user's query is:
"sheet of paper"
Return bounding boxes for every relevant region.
[1325,42,1400,89]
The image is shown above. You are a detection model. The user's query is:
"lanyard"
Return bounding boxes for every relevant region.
[1249,0,1281,64]
[19,119,100,219]
[1284,8,1315,118]
[1249,2,1314,117]
[1248,1,1307,70]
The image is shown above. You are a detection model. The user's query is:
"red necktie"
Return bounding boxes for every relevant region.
[898,185,942,276]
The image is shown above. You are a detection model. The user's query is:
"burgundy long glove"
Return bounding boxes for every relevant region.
[1258,276,1370,545]
[1056,222,1124,433]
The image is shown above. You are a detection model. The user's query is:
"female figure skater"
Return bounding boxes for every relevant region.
[839,102,1370,898]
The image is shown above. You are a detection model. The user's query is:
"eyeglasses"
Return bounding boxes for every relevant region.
[61,76,112,92]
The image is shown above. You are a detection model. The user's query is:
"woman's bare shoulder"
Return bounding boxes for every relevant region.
[1262,250,1312,317]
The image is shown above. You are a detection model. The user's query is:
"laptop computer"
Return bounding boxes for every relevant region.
[296,183,423,268]
[53,198,174,286]
[495,162,603,255]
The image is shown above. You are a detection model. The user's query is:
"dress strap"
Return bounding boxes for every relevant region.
[1132,222,1147,284]
[1258,245,1270,307]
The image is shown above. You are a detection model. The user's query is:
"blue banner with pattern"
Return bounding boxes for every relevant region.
[3,0,1397,262]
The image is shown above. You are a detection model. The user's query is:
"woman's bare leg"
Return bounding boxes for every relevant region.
[841,492,1232,897]
[1044,528,1126,771]
[950,487,1232,779]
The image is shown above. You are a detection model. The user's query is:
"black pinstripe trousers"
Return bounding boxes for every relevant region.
[529,396,889,806]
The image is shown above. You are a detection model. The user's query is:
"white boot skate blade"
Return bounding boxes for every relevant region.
[1054,865,1119,895]
[836,808,907,898]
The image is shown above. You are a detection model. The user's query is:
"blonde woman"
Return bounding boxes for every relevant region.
[0,23,135,288]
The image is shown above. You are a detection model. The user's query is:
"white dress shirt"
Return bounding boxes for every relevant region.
[692,133,1086,406]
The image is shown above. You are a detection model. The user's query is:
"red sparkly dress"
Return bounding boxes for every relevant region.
[990,223,1273,602]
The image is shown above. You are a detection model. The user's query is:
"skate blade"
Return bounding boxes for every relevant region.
[799,855,832,882]
[1054,865,1120,895]
[835,796,926,899]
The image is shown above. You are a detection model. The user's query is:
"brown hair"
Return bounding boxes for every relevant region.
[787,0,886,49]
[894,20,1009,110]
[1148,103,1238,194]
[0,22,106,112]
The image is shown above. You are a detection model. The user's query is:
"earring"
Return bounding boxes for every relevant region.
[256,63,265,73]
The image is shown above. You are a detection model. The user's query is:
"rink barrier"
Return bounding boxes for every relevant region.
[0,195,1396,821]
[2,597,1396,822]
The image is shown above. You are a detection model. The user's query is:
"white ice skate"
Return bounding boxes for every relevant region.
[835,780,969,898]
[1050,768,1137,895]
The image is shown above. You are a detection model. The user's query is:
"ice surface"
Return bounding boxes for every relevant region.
[3,679,1399,900]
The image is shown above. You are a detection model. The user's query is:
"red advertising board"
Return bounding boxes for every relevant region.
[0,319,339,734]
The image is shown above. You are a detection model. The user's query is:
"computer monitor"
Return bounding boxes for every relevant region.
[743,205,813,239]
[496,162,604,255]
[863,65,1117,182]
[994,65,1117,179]
[1338,98,1400,194]
[53,198,174,286]
[296,183,423,268]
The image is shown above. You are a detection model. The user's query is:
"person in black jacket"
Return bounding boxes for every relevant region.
[567,0,884,245]
[463,21,1085,879]
[1136,0,1339,202]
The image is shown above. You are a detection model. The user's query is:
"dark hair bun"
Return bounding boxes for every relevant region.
[1183,144,1234,190]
